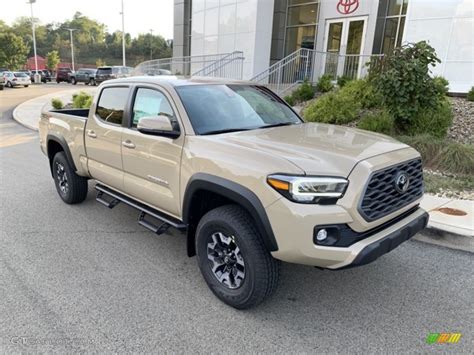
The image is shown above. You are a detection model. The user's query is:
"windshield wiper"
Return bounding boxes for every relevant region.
[257,122,298,129]
[201,127,255,135]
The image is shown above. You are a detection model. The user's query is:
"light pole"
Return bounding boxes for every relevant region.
[149,29,153,60]
[65,28,76,71]
[28,0,40,83]
[120,0,126,66]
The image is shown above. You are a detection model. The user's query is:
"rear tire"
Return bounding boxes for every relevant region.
[89,78,96,86]
[196,205,280,309]
[52,152,88,204]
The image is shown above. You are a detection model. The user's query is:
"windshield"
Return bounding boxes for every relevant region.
[176,85,301,135]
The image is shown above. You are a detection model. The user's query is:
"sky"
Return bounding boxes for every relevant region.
[2,0,174,39]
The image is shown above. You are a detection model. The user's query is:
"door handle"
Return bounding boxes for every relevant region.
[87,130,97,138]
[122,140,136,149]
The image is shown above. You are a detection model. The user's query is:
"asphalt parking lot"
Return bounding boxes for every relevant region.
[0,85,472,352]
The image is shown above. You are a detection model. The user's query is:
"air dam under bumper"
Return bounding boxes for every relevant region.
[340,210,429,269]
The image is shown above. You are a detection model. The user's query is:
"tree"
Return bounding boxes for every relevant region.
[46,50,60,70]
[0,32,29,70]
[96,58,105,67]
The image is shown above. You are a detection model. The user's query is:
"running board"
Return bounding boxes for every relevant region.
[95,184,187,234]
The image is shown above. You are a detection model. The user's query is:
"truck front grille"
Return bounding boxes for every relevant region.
[359,158,423,221]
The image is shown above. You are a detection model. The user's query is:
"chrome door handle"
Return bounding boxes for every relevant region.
[87,130,97,138]
[122,140,136,149]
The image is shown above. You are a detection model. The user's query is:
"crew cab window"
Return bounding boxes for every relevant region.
[95,87,129,125]
[132,88,176,127]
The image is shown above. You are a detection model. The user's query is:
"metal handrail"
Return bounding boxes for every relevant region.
[251,48,383,95]
[132,52,241,77]
[192,51,244,78]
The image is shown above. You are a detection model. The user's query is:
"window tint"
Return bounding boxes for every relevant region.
[132,88,176,127]
[96,87,129,125]
[98,68,112,75]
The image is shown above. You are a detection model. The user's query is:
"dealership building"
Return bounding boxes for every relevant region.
[173,0,473,93]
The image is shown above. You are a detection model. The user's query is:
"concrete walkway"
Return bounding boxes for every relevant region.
[13,87,96,131]
[12,89,474,252]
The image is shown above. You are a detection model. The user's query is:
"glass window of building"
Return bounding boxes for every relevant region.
[284,1,319,55]
[373,0,408,54]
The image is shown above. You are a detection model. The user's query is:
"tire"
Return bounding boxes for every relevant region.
[71,77,77,85]
[195,205,280,309]
[52,152,88,204]
[89,78,96,86]
[24,85,29,87]
[6,81,12,88]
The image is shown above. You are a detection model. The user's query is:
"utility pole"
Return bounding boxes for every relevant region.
[28,0,40,83]
[120,0,126,66]
[150,29,153,60]
[65,28,76,71]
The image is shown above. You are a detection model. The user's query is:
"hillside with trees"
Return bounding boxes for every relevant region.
[0,13,172,70]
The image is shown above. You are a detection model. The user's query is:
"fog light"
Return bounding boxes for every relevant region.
[316,229,328,241]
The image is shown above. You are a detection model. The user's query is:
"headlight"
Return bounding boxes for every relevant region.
[267,174,348,204]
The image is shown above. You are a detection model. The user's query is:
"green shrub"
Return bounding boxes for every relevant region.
[339,79,381,109]
[403,99,453,138]
[292,80,315,102]
[316,74,334,93]
[398,135,474,175]
[467,87,474,102]
[51,98,64,110]
[72,91,93,109]
[369,41,442,126]
[303,91,360,124]
[433,76,449,97]
[357,110,394,135]
[336,75,352,88]
[284,95,296,106]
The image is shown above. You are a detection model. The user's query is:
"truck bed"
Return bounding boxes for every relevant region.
[49,108,89,118]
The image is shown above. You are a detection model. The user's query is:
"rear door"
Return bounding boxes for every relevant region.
[121,85,184,217]
[85,85,131,190]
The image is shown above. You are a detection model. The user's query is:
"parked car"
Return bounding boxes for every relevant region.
[56,67,73,83]
[30,69,50,83]
[68,68,98,85]
[42,70,52,82]
[145,68,172,76]
[0,74,4,90]
[39,77,428,309]
[3,71,31,87]
[95,66,131,84]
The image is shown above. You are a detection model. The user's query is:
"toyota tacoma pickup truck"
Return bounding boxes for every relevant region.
[39,76,429,309]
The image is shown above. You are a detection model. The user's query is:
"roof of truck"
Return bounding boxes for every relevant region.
[111,75,254,87]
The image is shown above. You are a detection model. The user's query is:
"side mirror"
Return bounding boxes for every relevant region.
[137,115,180,138]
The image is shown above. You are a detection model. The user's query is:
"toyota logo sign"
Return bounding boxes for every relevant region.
[337,0,360,15]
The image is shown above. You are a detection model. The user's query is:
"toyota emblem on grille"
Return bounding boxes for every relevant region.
[394,172,410,193]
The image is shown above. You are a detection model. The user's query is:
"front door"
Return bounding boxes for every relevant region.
[323,17,367,79]
[121,86,184,218]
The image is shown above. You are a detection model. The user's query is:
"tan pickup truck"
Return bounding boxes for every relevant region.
[39,77,428,309]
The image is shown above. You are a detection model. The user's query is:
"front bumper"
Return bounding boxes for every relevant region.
[267,198,428,269]
[340,210,428,269]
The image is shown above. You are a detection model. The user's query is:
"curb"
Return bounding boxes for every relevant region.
[12,104,39,131]
[414,227,473,253]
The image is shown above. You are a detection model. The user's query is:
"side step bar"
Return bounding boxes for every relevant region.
[95,184,187,235]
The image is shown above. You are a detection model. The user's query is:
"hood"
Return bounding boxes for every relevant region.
[210,123,410,176]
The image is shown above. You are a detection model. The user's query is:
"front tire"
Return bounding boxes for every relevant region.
[71,77,77,85]
[52,152,88,204]
[196,205,280,309]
